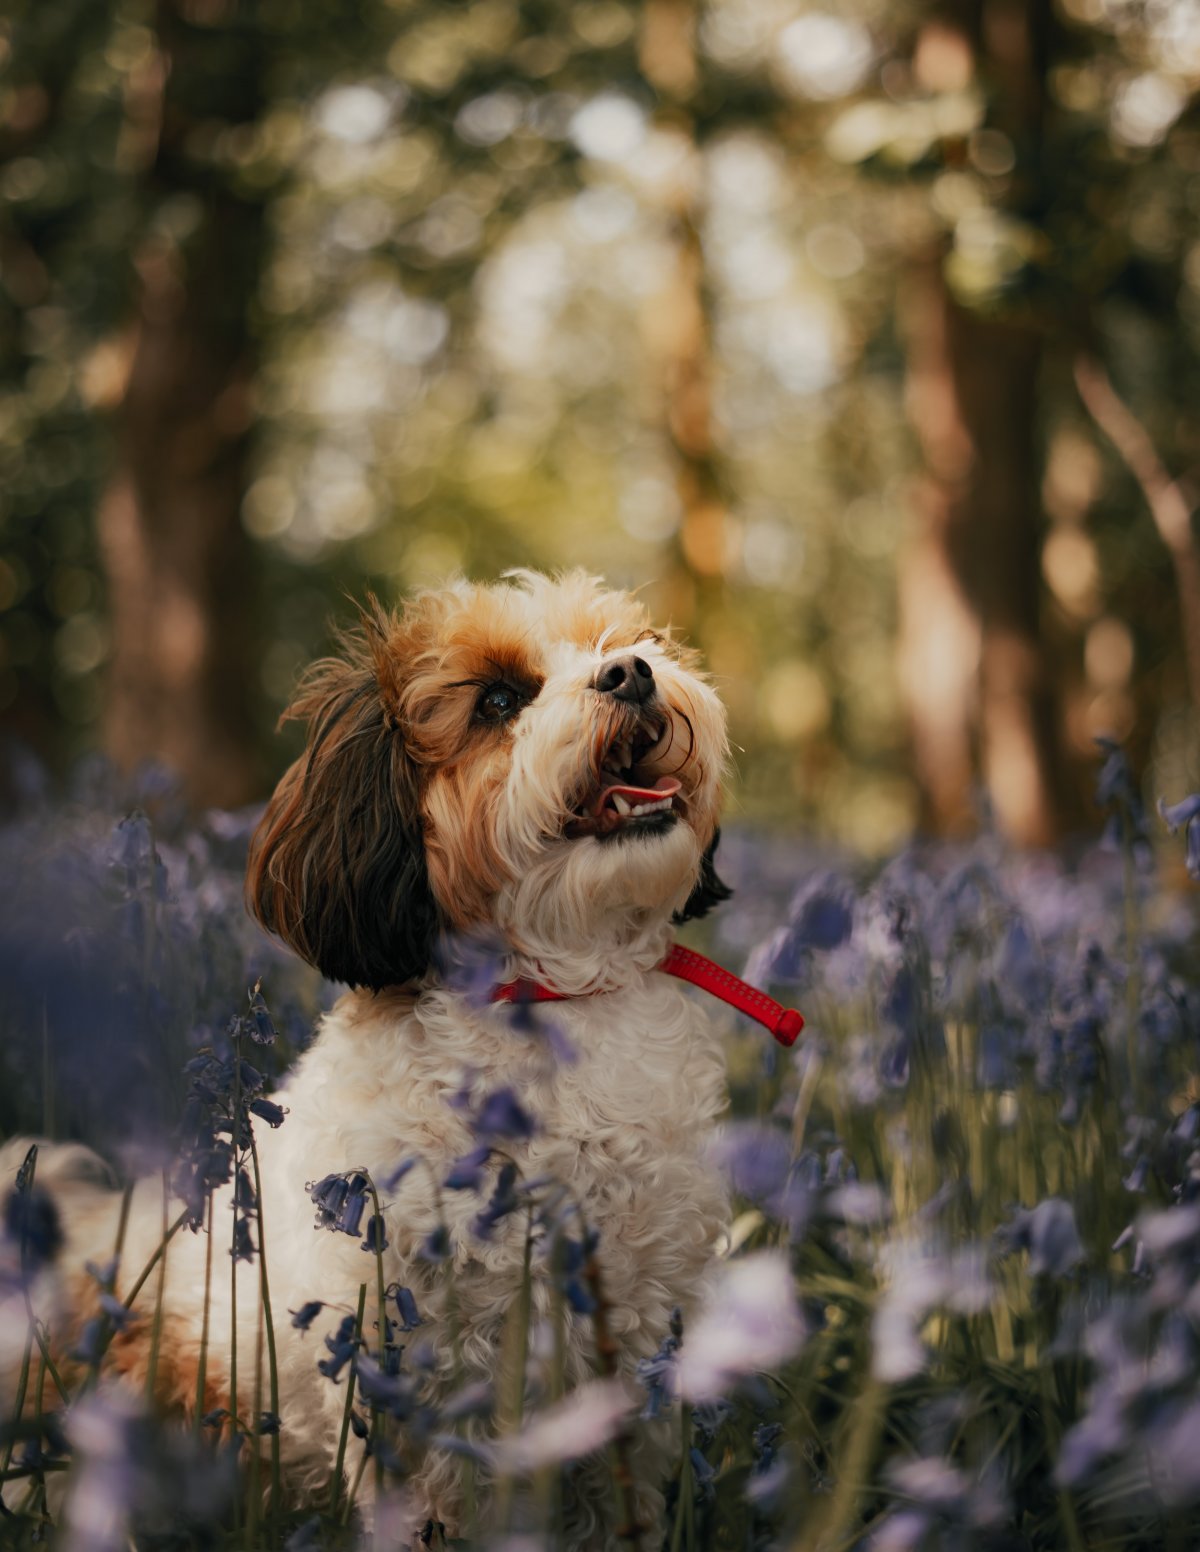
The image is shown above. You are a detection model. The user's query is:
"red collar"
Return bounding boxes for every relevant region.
[490,943,804,1048]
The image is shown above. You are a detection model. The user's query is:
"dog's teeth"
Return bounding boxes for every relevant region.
[612,794,632,816]
[631,804,646,816]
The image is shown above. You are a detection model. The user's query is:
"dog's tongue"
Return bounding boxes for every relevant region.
[590,775,681,817]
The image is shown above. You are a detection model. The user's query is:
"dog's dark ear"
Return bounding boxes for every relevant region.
[246,623,439,990]
[674,828,734,924]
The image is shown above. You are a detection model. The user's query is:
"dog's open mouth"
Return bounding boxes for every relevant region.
[565,721,683,840]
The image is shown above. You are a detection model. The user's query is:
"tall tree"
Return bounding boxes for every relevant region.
[97,0,267,807]
[896,3,1074,844]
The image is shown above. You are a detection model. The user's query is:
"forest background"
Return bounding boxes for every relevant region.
[1,0,1198,849]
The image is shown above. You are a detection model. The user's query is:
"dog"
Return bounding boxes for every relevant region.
[3,570,734,1543]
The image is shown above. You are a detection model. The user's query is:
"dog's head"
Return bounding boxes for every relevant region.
[246,570,730,990]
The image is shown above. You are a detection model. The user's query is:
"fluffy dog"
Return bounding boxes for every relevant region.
[3,570,733,1543]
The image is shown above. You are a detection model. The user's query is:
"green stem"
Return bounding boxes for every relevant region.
[330,1284,367,1517]
[194,1192,215,1437]
[249,1130,282,1526]
[144,1171,170,1404]
[229,1049,243,1534]
[365,1175,389,1531]
[120,1208,191,1310]
[341,1440,372,1528]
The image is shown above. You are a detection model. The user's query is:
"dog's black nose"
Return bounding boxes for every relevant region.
[593,654,656,706]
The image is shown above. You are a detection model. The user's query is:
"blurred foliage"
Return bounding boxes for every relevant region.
[1,0,1198,846]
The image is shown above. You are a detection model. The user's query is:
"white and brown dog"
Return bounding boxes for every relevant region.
[4,570,735,1542]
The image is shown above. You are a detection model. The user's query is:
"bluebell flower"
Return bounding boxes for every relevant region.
[474,1161,521,1238]
[1159,792,1200,881]
[318,1314,359,1382]
[289,1300,324,1332]
[231,1216,256,1262]
[71,1317,106,1366]
[360,1213,388,1253]
[249,1097,286,1128]
[444,1144,492,1191]
[554,1230,600,1315]
[390,1284,423,1331]
[996,1197,1084,1279]
[474,1087,535,1141]
[380,1156,417,1192]
[4,1177,62,1274]
[710,1123,791,1205]
[307,1170,370,1236]
[437,1384,493,1421]
[98,1292,136,1331]
[258,1412,281,1435]
[690,1395,733,1446]
[420,1224,451,1262]
[689,1446,716,1505]
[636,1315,681,1419]
[284,1516,323,1552]
[436,926,510,1008]
[354,1354,418,1420]
[246,988,277,1045]
[307,1172,349,1225]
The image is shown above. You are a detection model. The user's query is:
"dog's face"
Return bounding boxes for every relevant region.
[247,571,730,989]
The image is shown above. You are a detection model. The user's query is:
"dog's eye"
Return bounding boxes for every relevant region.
[477,683,522,724]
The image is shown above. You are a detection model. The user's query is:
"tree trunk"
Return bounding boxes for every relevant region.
[898,1,1074,845]
[899,254,1072,844]
[638,0,726,633]
[98,1,265,809]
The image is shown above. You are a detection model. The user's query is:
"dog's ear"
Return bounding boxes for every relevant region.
[246,616,439,990]
[674,828,734,924]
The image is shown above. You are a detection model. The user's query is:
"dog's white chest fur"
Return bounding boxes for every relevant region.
[253,972,729,1525]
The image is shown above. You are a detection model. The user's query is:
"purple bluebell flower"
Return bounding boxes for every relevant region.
[289,1300,324,1332]
[284,1517,323,1552]
[380,1156,417,1192]
[354,1353,418,1420]
[249,1097,286,1128]
[71,1317,106,1366]
[555,1229,600,1315]
[246,987,277,1045]
[997,1198,1084,1279]
[872,1245,991,1384]
[97,1292,136,1331]
[689,1446,717,1504]
[420,1224,451,1262]
[230,1216,256,1262]
[491,1378,633,1472]
[360,1212,388,1253]
[636,1316,681,1419]
[4,1176,62,1275]
[391,1285,422,1331]
[444,1144,492,1191]
[677,1254,806,1401]
[436,926,511,1008]
[1159,792,1200,881]
[440,1380,494,1422]
[709,1124,791,1205]
[474,1161,521,1238]
[473,1087,535,1141]
[307,1170,370,1236]
[317,1314,359,1382]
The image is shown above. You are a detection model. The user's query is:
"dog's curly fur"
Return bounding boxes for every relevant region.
[2,571,733,1545]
